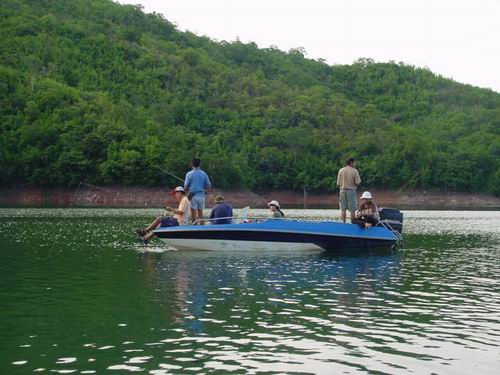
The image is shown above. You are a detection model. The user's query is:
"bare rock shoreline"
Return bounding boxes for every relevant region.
[0,186,499,209]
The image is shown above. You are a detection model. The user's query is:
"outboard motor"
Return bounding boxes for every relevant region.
[378,207,403,234]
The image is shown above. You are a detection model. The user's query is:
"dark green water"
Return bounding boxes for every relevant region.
[1,208,499,374]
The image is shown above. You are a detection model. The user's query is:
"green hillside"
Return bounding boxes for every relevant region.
[1,0,499,194]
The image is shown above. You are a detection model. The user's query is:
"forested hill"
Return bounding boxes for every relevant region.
[1,0,499,195]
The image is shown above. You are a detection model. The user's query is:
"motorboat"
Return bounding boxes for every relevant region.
[154,208,403,251]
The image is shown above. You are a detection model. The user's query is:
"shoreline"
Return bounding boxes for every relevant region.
[0,186,499,209]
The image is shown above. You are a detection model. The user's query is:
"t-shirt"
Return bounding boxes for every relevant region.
[175,196,190,225]
[337,166,361,190]
[209,203,233,224]
[184,168,211,195]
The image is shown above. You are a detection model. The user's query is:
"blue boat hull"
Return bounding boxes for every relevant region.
[154,220,399,251]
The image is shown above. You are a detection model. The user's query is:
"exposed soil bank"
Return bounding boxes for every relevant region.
[0,186,499,209]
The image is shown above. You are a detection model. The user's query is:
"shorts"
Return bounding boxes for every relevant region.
[339,189,357,212]
[160,217,179,227]
[190,194,205,210]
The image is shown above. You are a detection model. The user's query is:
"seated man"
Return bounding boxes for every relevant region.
[208,195,233,224]
[352,191,380,229]
[137,186,190,243]
[267,200,285,218]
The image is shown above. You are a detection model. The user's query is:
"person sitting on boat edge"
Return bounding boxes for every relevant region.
[208,195,233,224]
[352,191,379,229]
[268,200,285,218]
[137,186,190,243]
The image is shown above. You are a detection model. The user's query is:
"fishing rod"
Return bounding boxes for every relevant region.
[48,181,86,256]
[154,166,185,183]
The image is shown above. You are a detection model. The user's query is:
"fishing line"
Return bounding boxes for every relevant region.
[153,166,185,183]
[154,165,223,197]
[153,165,237,220]
[48,181,84,256]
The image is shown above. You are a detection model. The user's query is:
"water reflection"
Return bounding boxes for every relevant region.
[138,250,402,343]
[129,245,500,374]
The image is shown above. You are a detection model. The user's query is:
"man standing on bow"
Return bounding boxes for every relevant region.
[337,157,361,223]
[184,157,211,224]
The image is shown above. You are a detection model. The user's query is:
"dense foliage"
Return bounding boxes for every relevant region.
[1,0,499,194]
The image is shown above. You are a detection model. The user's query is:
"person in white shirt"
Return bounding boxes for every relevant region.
[137,186,190,243]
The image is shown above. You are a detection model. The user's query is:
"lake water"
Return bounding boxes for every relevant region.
[1,208,499,374]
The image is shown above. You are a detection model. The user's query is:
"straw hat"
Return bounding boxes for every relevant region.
[214,195,225,203]
[267,200,280,209]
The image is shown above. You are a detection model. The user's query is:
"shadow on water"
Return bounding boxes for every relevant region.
[319,246,399,258]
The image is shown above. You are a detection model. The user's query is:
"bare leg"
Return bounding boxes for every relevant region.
[340,209,346,223]
[144,216,161,233]
[349,211,356,223]
[190,208,198,224]
[139,216,161,242]
[144,230,156,241]
[196,209,204,225]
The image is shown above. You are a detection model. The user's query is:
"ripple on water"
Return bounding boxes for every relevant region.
[1,209,500,374]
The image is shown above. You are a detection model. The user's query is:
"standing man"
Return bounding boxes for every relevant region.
[184,157,211,224]
[337,157,361,223]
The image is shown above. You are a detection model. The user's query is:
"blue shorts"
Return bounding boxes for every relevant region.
[160,217,179,227]
[190,194,205,210]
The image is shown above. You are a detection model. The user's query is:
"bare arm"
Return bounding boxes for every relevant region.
[165,206,184,215]
[355,170,361,186]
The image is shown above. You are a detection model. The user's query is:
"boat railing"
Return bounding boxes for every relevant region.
[377,220,403,244]
[192,216,269,225]
[192,216,343,225]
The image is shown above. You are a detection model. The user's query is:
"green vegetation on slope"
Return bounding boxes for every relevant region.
[1,0,499,194]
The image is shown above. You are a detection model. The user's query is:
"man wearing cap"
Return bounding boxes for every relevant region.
[184,157,211,224]
[208,196,233,224]
[137,186,190,242]
[337,157,361,223]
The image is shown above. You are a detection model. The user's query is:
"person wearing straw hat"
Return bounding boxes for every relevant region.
[352,191,380,229]
[267,200,285,218]
[208,195,233,224]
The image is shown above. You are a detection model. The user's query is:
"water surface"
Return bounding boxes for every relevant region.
[1,209,499,374]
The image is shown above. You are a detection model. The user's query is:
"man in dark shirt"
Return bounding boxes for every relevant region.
[209,196,233,224]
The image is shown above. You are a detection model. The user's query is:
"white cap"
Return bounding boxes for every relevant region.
[267,200,281,209]
[170,186,185,195]
[360,191,373,199]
